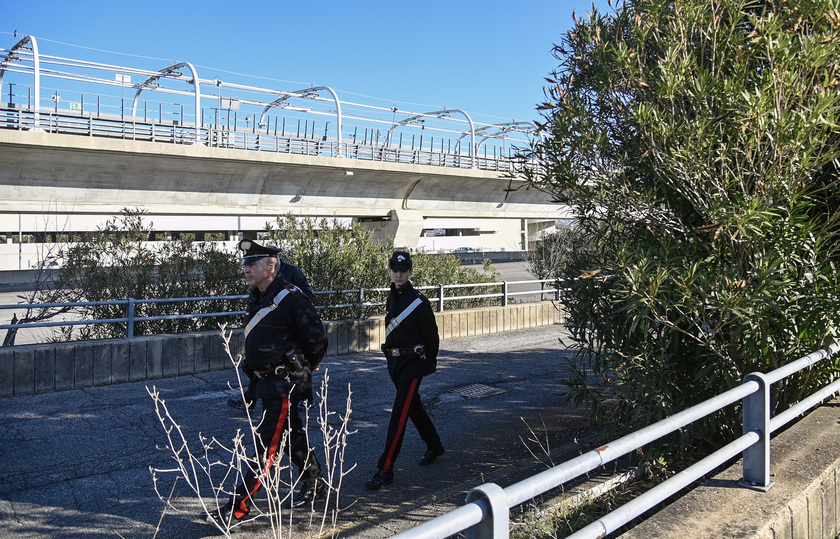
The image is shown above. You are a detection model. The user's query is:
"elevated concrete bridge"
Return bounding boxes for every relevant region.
[0,35,567,270]
[0,127,560,238]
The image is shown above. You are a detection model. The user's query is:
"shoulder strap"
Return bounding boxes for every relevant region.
[385,297,423,337]
[245,286,294,335]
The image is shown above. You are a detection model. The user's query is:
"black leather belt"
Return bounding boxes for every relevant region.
[382,345,421,357]
[254,365,289,379]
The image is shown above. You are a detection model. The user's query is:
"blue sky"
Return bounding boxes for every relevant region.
[2,0,613,127]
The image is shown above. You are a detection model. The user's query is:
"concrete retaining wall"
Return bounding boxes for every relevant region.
[0,301,562,397]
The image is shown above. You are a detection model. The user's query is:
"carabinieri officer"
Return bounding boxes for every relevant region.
[226,237,315,412]
[209,239,329,527]
[365,251,444,490]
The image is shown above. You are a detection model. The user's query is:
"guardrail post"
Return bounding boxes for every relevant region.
[502,281,509,307]
[740,372,774,491]
[126,298,135,339]
[358,288,365,319]
[438,284,445,313]
[554,279,561,301]
[465,483,509,538]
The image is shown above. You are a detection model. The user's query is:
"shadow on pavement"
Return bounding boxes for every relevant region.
[0,325,606,538]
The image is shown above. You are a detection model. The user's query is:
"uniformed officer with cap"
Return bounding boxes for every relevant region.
[236,237,314,300]
[365,250,444,490]
[209,238,328,526]
[227,237,314,411]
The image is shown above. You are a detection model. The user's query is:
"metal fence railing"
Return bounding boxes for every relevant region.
[391,342,840,538]
[0,278,561,341]
[0,104,527,174]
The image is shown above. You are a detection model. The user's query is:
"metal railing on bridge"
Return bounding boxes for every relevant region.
[0,278,561,341]
[1,35,539,173]
[392,342,840,539]
[0,104,523,173]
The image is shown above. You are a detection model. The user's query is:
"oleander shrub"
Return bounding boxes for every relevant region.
[523,0,840,446]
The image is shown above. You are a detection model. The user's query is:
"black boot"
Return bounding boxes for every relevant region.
[419,445,445,465]
[364,469,394,490]
[287,477,327,508]
[206,500,248,527]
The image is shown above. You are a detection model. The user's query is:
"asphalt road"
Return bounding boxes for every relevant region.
[0,323,603,539]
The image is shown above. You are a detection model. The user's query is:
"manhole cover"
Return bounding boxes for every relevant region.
[446,383,509,399]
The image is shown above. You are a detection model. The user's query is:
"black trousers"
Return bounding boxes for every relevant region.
[232,395,321,518]
[376,377,441,472]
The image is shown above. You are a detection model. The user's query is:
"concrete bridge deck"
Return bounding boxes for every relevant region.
[0,121,567,270]
[0,128,553,221]
[0,40,566,268]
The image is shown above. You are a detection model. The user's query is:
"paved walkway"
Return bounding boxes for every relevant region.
[0,325,602,538]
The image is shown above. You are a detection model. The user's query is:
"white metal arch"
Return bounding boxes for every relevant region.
[130,62,201,144]
[257,85,343,156]
[385,108,476,168]
[0,37,535,167]
[461,121,538,153]
[0,35,41,130]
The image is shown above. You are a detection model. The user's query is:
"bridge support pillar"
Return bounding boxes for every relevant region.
[371,209,424,250]
[389,209,425,249]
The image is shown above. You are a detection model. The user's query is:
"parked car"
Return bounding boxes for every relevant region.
[452,247,480,264]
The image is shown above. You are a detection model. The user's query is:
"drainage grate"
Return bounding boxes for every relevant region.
[446,383,509,400]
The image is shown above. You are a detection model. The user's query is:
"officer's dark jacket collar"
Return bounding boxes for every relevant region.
[390,280,414,294]
[248,272,291,311]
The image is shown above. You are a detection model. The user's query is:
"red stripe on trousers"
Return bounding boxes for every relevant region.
[234,397,289,519]
[383,378,419,471]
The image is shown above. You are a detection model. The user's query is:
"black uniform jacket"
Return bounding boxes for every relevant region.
[383,280,440,383]
[243,274,328,400]
[279,260,314,300]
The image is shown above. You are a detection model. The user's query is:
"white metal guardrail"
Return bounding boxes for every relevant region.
[0,105,521,173]
[392,342,840,538]
[0,105,522,172]
[0,278,562,340]
[2,36,540,173]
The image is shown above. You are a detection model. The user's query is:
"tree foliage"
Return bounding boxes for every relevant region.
[44,209,244,340]
[22,211,501,341]
[524,0,840,444]
[265,215,501,319]
[526,226,595,280]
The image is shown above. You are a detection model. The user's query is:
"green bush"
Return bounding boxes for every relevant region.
[408,251,502,311]
[44,209,244,340]
[28,211,501,340]
[264,215,392,320]
[524,0,840,446]
[264,215,501,319]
